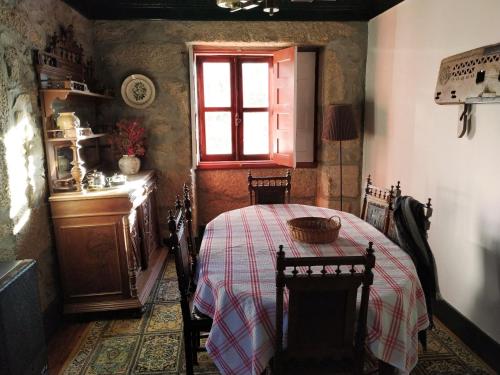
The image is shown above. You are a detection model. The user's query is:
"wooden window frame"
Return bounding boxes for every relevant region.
[196,54,272,163]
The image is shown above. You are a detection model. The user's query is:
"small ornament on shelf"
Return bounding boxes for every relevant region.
[111,119,146,175]
[56,112,80,130]
[47,129,65,139]
[63,127,93,138]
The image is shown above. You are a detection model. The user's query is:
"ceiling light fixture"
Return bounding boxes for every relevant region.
[263,0,280,16]
[216,0,279,16]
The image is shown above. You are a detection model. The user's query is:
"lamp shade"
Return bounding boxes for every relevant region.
[322,104,358,141]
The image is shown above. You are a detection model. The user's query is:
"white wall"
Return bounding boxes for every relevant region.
[364,0,500,343]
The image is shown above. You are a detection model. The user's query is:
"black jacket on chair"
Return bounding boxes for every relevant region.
[393,196,439,349]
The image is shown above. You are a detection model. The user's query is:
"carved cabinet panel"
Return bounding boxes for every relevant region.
[50,171,166,314]
[57,219,126,299]
[138,188,160,270]
[128,208,143,273]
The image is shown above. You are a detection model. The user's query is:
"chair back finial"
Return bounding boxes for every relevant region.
[425,198,433,218]
[361,175,373,218]
[395,181,402,197]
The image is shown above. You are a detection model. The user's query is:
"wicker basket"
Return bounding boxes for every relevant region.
[287,216,341,244]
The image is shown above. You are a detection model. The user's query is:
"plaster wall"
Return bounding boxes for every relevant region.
[93,20,367,226]
[364,0,500,342]
[0,0,93,311]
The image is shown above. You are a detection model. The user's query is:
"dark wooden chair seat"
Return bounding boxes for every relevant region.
[248,170,292,205]
[273,243,376,375]
[167,192,212,375]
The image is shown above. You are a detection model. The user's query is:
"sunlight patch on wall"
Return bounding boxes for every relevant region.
[4,108,36,235]
[13,209,32,235]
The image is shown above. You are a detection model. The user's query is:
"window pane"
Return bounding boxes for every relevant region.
[205,112,232,155]
[203,62,231,107]
[242,63,269,108]
[243,112,269,155]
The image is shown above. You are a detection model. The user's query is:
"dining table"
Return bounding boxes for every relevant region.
[193,204,429,375]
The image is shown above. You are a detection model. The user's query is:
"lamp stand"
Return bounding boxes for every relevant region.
[339,139,343,211]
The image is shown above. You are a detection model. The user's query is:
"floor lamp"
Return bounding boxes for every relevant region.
[322,104,358,211]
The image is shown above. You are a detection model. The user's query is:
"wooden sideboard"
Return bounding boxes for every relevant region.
[49,170,166,314]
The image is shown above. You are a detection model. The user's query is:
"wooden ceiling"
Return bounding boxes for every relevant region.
[63,0,405,21]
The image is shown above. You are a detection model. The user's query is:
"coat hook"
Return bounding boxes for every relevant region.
[458,103,472,138]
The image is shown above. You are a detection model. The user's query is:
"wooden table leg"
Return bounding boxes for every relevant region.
[379,360,397,375]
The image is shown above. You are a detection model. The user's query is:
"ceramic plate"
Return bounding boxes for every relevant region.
[121,74,156,109]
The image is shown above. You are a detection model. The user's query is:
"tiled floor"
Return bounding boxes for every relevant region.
[48,256,495,375]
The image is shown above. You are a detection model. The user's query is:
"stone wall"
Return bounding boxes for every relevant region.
[0,0,93,313]
[0,11,367,319]
[197,168,317,225]
[316,40,366,213]
[94,20,367,226]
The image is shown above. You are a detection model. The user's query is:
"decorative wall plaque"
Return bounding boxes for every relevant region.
[121,74,156,109]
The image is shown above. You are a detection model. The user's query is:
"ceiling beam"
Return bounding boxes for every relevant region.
[62,0,404,21]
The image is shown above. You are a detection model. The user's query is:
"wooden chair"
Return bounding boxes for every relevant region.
[388,188,433,248]
[392,195,435,351]
[274,243,376,375]
[361,175,401,238]
[175,183,197,256]
[167,209,212,375]
[248,170,292,205]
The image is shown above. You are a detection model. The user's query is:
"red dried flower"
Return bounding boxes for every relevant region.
[112,119,147,157]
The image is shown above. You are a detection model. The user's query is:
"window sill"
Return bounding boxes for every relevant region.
[196,161,317,170]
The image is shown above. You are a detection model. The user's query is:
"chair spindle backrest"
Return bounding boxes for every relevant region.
[173,183,197,282]
[361,175,401,237]
[248,170,292,205]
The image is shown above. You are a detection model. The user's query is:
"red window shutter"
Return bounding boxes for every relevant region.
[271,46,297,168]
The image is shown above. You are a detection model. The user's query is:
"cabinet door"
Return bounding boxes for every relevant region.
[55,216,130,300]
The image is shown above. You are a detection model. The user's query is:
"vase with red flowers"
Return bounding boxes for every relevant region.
[112,119,146,175]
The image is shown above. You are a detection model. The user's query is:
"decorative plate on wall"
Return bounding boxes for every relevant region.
[121,74,156,109]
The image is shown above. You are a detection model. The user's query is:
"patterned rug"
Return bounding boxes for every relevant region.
[61,257,494,375]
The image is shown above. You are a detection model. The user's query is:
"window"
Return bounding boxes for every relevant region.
[193,47,316,169]
[196,55,271,161]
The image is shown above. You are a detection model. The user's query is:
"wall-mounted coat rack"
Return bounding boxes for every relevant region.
[434,42,500,138]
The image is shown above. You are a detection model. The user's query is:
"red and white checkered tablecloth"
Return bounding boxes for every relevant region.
[193,204,429,375]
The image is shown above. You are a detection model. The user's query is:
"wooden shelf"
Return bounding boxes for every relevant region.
[40,89,114,117]
[47,133,108,143]
[40,89,114,100]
